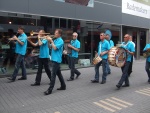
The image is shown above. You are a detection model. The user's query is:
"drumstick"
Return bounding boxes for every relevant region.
[95,51,98,57]
[95,51,97,54]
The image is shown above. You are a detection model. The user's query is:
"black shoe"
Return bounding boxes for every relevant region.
[31,83,40,86]
[67,78,74,81]
[116,84,121,89]
[108,72,111,75]
[7,77,15,82]
[91,80,99,83]
[44,90,52,95]
[57,87,66,90]
[18,77,27,80]
[122,84,130,87]
[76,73,81,79]
[100,81,106,84]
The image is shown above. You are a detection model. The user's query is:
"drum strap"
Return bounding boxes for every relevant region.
[98,43,101,55]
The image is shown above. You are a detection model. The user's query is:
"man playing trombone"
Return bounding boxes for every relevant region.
[44,29,66,95]
[28,30,51,86]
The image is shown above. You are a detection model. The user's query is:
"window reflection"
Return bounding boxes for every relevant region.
[0,13,121,75]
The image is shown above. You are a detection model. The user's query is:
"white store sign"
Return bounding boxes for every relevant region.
[122,0,150,19]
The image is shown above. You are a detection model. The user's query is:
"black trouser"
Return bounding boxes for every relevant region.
[35,58,51,84]
[119,61,130,86]
[68,56,81,79]
[145,61,150,82]
[48,61,66,91]
[128,56,133,76]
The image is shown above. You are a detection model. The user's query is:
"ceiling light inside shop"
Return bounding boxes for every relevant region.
[9,21,12,24]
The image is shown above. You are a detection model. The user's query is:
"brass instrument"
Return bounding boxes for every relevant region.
[28,31,55,39]
[7,32,18,45]
[143,49,150,58]
[30,30,50,36]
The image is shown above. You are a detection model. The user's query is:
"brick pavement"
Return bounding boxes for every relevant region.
[0,60,150,113]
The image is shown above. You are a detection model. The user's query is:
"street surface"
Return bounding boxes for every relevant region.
[0,60,150,113]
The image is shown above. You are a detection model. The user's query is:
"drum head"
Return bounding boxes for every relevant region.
[108,47,127,68]
[115,47,127,67]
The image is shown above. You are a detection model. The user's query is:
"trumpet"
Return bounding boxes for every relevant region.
[7,32,18,45]
[30,30,50,36]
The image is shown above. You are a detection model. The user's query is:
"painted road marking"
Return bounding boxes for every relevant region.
[93,102,116,112]
[106,99,128,108]
[111,97,133,106]
[135,87,150,96]
[93,97,133,112]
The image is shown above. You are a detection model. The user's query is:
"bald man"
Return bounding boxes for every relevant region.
[116,34,135,89]
[67,32,81,81]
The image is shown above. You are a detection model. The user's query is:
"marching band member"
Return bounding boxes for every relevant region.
[91,33,110,84]
[128,35,135,77]
[116,34,135,89]
[143,43,150,84]
[44,29,66,95]
[28,30,51,86]
[105,30,114,74]
[67,32,81,81]
[7,26,27,82]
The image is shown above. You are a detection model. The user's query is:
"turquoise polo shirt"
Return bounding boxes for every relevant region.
[51,37,64,63]
[39,39,49,58]
[143,43,150,62]
[98,39,110,59]
[69,39,80,58]
[15,33,27,55]
[109,40,114,48]
[121,41,135,62]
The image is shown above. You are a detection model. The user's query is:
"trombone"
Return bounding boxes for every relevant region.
[30,30,50,36]
[28,30,55,39]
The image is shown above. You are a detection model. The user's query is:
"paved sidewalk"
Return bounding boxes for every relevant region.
[0,60,150,113]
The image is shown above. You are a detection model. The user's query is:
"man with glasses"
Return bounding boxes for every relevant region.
[67,32,81,81]
[116,34,135,89]
[105,30,114,74]
[91,33,110,84]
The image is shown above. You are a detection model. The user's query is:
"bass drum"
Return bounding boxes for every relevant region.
[108,47,127,68]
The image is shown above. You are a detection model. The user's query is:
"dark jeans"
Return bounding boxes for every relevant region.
[35,58,51,84]
[68,56,81,79]
[94,59,107,81]
[106,60,111,73]
[12,54,26,80]
[48,61,66,91]
[145,61,150,81]
[128,56,133,75]
[118,61,130,86]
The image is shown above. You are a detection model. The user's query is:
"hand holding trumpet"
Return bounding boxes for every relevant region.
[8,35,18,41]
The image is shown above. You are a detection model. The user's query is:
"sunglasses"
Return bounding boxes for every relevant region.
[124,36,128,38]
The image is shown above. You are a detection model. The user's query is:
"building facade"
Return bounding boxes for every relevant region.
[0,0,150,75]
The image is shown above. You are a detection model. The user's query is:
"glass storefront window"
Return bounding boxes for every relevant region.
[0,12,121,76]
